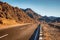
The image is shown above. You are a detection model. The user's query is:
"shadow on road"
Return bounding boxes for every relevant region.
[29,24,40,40]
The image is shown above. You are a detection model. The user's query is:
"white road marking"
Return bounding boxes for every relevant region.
[39,33,43,40]
[0,34,8,38]
[39,37,43,39]
[39,26,43,40]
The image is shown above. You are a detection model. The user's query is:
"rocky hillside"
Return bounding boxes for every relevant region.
[0,1,36,25]
[22,8,42,23]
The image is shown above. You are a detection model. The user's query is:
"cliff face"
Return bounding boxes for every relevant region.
[0,1,35,25]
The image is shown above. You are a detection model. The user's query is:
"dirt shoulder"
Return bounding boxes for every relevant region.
[41,22,60,40]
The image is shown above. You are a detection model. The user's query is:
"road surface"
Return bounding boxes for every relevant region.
[0,23,38,40]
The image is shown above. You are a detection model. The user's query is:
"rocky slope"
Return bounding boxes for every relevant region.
[22,8,42,23]
[0,1,36,25]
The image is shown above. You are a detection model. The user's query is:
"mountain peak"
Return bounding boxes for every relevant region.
[25,8,32,10]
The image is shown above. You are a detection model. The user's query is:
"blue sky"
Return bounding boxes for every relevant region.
[1,0,60,17]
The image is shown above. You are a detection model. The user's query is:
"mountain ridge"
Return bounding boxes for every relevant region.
[0,1,42,26]
[0,1,36,25]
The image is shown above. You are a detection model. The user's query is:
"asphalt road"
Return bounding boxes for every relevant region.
[0,24,38,40]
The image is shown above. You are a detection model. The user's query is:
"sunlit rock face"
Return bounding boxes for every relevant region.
[0,1,36,25]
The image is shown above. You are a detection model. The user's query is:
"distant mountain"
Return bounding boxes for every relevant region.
[48,16,57,20]
[38,16,60,23]
[51,17,60,22]
[38,16,52,22]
